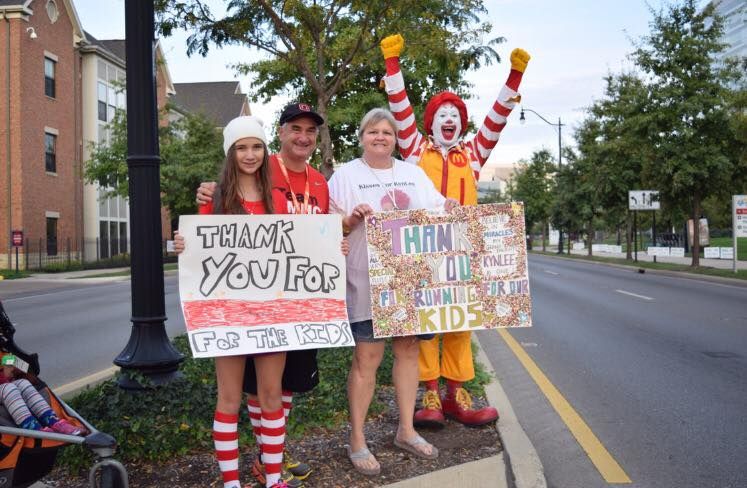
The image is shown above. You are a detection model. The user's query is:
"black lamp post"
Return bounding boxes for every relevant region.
[520,108,565,254]
[114,0,183,389]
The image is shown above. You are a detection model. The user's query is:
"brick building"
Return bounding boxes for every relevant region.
[1,0,250,269]
[1,0,85,268]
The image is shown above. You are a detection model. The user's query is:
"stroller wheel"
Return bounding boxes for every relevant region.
[90,459,128,488]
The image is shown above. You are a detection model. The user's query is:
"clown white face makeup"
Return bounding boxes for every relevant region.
[431,102,462,148]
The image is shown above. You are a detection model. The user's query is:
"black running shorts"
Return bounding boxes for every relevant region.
[242,348,319,395]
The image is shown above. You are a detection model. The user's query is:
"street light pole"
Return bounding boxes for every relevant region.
[520,108,565,253]
[114,0,183,389]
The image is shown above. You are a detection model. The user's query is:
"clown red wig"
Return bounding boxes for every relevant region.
[423,91,468,136]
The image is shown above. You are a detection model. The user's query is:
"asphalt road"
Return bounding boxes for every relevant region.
[0,274,186,388]
[478,254,747,488]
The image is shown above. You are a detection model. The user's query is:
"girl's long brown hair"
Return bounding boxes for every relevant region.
[214,142,274,215]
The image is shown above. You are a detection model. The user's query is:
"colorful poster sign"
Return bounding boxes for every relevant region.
[178,214,352,358]
[365,203,532,338]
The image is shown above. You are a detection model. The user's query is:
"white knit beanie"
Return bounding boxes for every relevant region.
[222,115,267,155]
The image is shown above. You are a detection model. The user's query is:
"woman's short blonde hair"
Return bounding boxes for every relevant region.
[358,108,397,141]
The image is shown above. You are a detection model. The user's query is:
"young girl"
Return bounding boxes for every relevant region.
[0,354,83,435]
[176,115,288,488]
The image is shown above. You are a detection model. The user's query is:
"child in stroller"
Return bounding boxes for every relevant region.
[0,354,84,436]
[0,301,128,488]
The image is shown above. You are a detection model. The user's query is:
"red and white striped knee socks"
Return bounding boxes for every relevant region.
[248,391,293,457]
[261,408,286,487]
[213,411,240,488]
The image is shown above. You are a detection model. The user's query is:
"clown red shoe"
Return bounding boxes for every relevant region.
[442,385,498,427]
[413,389,446,428]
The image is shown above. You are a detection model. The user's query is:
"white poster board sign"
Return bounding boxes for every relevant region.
[178,214,352,358]
[704,247,720,259]
[670,247,685,258]
[720,247,734,259]
[648,247,670,257]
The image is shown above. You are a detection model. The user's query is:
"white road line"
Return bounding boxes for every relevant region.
[544,270,559,275]
[615,289,653,301]
[2,281,129,302]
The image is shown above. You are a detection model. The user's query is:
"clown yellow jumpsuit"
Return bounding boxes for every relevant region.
[381,35,529,391]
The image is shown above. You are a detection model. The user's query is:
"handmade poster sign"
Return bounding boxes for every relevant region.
[178,214,352,358]
[366,203,532,338]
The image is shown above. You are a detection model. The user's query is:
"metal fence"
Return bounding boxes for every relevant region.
[11,237,175,271]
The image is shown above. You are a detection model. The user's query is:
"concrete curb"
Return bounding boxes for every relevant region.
[475,335,547,488]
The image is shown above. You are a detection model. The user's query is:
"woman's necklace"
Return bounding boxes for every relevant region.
[362,156,398,210]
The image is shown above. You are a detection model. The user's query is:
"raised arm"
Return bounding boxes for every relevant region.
[380,34,424,163]
[466,48,530,169]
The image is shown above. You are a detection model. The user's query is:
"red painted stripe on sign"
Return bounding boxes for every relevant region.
[183,298,347,330]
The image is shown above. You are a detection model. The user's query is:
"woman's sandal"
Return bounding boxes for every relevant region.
[393,434,439,460]
[347,445,381,476]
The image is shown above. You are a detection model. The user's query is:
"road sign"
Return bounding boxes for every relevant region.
[735,195,747,238]
[11,230,23,247]
[629,190,660,210]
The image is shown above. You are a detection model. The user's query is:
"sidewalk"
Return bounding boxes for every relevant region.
[563,246,747,270]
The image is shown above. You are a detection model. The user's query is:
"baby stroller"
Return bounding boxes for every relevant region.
[0,301,128,487]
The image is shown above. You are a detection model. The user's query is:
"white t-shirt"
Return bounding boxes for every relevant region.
[328,158,446,323]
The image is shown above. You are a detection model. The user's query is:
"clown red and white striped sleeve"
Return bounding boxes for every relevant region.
[465,69,525,177]
[383,56,424,164]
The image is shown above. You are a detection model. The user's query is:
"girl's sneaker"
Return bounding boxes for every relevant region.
[51,419,83,436]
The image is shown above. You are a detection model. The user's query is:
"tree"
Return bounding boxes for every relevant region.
[632,0,744,266]
[568,118,606,256]
[84,108,224,224]
[509,149,556,251]
[156,0,504,175]
[585,73,650,259]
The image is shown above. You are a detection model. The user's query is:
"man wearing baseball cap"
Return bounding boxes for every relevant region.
[195,101,328,487]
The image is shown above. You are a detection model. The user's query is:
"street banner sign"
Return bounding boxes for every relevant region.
[687,218,710,247]
[628,190,660,210]
[735,195,747,238]
[177,214,352,358]
[365,203,532,339]
[11,230,22,247]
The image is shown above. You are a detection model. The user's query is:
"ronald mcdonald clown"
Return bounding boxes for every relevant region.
[380,34,530,427]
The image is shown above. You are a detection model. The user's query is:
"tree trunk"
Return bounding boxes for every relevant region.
[587,219,593,256]
[315,96,335,179]
[691,195,701,267]
[617,224,621,246]
[542,220,547,252]
[626,211,633,260]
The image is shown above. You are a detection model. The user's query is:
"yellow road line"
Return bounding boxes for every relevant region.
[498,329,632,484]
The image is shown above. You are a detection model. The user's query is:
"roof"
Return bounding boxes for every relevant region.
[99,39,125,61]
[0,0,30,8]
[171,82,250,127]
[81,30,125,67]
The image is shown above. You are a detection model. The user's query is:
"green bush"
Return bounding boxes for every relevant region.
[58,335,490,473]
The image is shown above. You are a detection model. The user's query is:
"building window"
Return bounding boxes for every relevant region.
[45,132,57,172]
[98,82,107,121]
[46,0,59,23]
[46,217,58,256]
[44,57,56,98]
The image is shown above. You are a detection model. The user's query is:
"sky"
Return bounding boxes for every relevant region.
[72,0,679,175]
